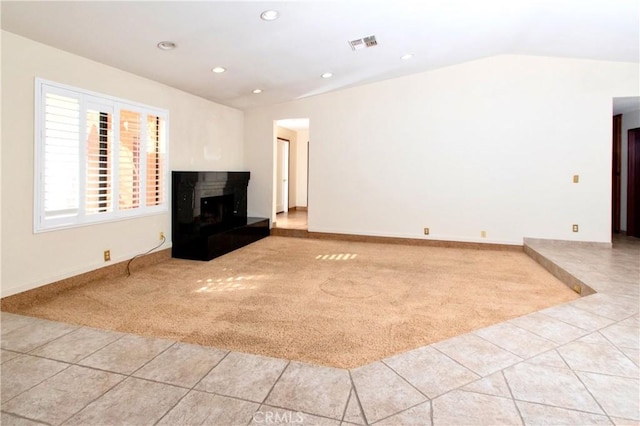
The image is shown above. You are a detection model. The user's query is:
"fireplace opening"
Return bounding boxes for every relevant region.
[201,194,234,228]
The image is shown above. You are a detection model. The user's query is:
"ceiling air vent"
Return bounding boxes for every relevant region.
[349,35,377,51]
[363,35,377,47]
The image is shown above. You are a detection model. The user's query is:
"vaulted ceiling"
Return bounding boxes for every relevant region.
[2,0,638,111]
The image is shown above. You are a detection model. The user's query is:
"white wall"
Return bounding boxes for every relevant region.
[1,31,244,297]
[245,55,639,245]
[620,109,640,231]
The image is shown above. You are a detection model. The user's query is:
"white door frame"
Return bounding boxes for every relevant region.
[276,137,290,213]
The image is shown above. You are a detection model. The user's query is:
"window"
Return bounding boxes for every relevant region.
[34,79,168,232]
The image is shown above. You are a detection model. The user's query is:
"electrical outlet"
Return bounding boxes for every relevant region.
[424,227,429,235]
[104,250,111,262]
[160,232,165,240]
[572,224,579,232]
[481,230,487,238]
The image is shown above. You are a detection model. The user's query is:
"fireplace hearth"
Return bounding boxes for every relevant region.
[172,171,269,260]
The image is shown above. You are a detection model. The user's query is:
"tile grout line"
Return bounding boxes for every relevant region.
[511,341,637,381]
[435,332,524,378]
[340,387,353,424]
[545,347,572,369]
[380,359,431,400]
[429,399,434,426]
[571,334,640,374]
[544,315,640,373]
[245,404,260,426]
[429,345,481,379]
[366,399,431,425]
[24,344,349,422]
[347,370,369,426]
[427,347,577,407]
[500,369,526,425]
[185,387,266,406]
[142,379,272,408]
[56,370,127,425]
[612,346,640,369]
[3,322,80,355]
[189,349,231,391]
[42,359,128,377]
[63,339,178,424]
[0,356,73,406]
[35,328,128,365]
[128,340,179,377]
[0,348,21,361]
[458,386,517,401]
[20,333,171,374]
[62,371,216,425]
[62,340,185,425]
[441,385,516,403]
[259,359,291,406]
[152,348,232,426]
[472,329,549,361]
[555,367,640,381]
[0,317,42,341]
[571,302,636,322]
[596,319,640,367]
[500,316,591,346]
[509,397,624,419]
[502,338,619,424]
[554,348,613,421]
[151,389,189,426]
[0,410,52,426]
[400,375,520,425]
[540,306,616,332]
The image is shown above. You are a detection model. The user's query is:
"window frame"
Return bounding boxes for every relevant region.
[34,78,170,233]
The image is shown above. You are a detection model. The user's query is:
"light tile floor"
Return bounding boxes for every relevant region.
[275,210,308,230]
[1,237,638,425]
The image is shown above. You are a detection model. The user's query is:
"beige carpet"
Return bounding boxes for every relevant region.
[1,236,578,368]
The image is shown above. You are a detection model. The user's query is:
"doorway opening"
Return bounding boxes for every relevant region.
[627,127,640,238]
[612,97,640,240]
[273,118,310,231]
[276,137,289,214]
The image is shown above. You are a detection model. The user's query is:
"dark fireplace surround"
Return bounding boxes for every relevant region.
[172,171,269,261]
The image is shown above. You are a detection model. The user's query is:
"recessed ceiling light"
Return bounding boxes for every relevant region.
[321,72,333,79]
[157,41,176,50]
[401,53,414,60]
[260,10,279,21]
[252,89,263,94]
[212,67,226,73]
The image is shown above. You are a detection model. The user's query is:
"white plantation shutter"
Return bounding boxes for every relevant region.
[119,110,141,210]
[35,79,169,232]
[42,91,80,220]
